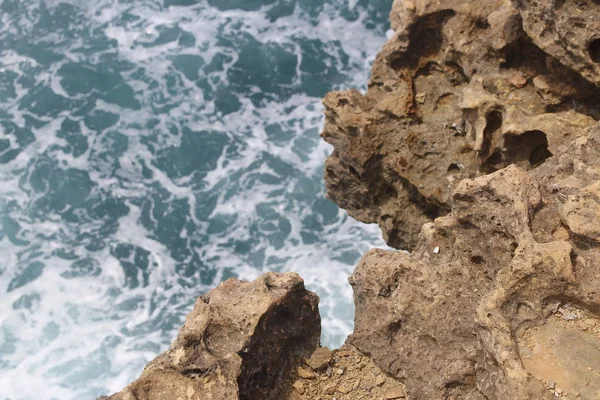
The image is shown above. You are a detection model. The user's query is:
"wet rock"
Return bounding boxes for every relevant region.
[99,272,320,400]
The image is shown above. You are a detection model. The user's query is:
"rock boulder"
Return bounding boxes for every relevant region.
[100,272,320,400]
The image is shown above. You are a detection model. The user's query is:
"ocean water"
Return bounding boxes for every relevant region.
[0,1,392,398]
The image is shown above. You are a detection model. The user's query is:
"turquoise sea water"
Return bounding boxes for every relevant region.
[0,1,392,398]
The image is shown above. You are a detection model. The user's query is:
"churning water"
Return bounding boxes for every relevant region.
[0,0,392,398]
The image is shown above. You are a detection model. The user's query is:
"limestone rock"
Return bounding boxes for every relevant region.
[99,272,320,400]
[281,344,407,400]
[348,125,600,399]
[322,0,600,251]
[306,346,332,370]
[518,0,600,86]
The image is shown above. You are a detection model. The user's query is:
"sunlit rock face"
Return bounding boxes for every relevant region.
[349,127,600,399]
[322,0,600,251]
[101,272,320,400]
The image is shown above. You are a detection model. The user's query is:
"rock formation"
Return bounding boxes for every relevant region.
[349,131,600,398]
[328,1,600,397]
[100,272,320,400]
[102,1,600,399]
[322,0,600,251]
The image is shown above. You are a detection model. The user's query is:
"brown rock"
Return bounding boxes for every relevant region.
[99,272,320,400]
[324,384,337,395]
[348,126,600,399]
[297,367,316,379]
[307,346,332,370]
[337,383,353,394]
[322,0,599,251]
[384,385,406,399]
[102,3,600,400]
[509,72,527,88]
[518,0,600,85]
[293,381,305,395]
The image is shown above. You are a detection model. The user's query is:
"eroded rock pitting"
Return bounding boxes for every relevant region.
[322,0,600,251]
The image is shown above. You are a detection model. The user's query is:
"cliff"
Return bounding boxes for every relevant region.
[102,1,600,399]
[322,0,599,251]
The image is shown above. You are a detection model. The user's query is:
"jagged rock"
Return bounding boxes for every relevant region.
[99,272,320,400]
[347,125,600,399]
[518,0,600,86]
[322,0,600,251]
[281,344,408,400]
[306,346,332,370]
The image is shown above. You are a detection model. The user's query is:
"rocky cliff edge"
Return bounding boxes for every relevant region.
[102,1,600,399]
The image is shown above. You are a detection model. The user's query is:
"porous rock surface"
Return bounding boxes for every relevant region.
[323,1,600,398]
[99,272,320,400]
[347,131,600,399]
[322,0,600,251]
[282,344,408,400]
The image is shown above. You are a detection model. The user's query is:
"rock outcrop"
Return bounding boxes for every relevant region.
[322,0,600,251]
[322,1,600,398]
[349,131,600,399]
[100,272,320,400]
[103,131,600,400]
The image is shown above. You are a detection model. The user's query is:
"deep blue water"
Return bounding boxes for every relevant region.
[0,1,392,398]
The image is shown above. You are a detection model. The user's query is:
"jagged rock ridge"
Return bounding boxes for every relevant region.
[100,273,320,400]
[322,0,600,251]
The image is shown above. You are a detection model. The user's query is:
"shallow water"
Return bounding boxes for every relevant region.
[0,1,392,398]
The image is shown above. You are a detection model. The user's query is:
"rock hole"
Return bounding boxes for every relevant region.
[529,143,553,167]
[482,150,503,173]
[447,163,461,173]
[504,130,552,168]
[348,165,360,177]
[484,110,503,139]
[479,110,503,168]
[387,320,403,340]
[500,37,547,72]
[445,61,470,85]
[385,186,397,197]
[474,18,490,29]
[390,10,456,70]
[588,38,600,63]
[470,255,484,264]
[510,242,518,257]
